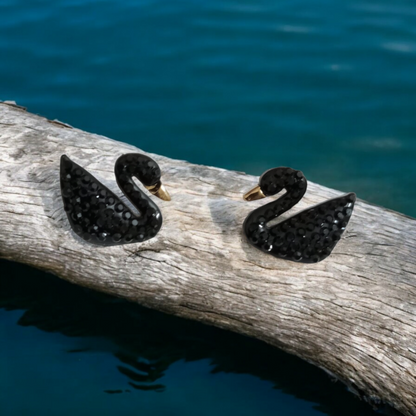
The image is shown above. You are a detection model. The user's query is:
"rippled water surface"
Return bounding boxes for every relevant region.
[1,260,379,416]
[1,0,415,415]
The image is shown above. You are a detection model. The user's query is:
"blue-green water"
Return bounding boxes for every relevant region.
[1,0,415,414]
[0,260,379,416]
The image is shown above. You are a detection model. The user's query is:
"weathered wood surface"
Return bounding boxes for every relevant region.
[0,102,415,415]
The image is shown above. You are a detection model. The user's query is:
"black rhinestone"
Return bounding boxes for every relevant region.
[98,232,107,241]
[115,203,124,213]
[286,232,295,242]
[112,233,122,242]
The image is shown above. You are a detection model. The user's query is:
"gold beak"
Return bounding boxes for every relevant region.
[145,181,171,201]
[243,185,266,201]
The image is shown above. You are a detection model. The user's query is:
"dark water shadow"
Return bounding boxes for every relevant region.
[0,259,397,415]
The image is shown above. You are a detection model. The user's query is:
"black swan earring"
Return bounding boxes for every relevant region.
[242,167,355,263]
[60,153,170,246]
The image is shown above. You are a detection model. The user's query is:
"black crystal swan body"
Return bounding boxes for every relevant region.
[60,153,170,246]
[243,167,356,263]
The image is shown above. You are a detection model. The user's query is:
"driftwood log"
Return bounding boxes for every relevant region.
[0,102,415,415]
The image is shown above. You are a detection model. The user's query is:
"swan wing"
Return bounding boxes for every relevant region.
[266,193,356,263]
[60,155,138,246]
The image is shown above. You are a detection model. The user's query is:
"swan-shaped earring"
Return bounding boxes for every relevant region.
[242,167,355,263]
[60,153,170,246]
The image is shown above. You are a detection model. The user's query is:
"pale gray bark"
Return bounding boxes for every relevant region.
[0,102,415,415]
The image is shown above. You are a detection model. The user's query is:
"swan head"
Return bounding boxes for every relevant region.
[115,153,171,201]
[244,167,306,201]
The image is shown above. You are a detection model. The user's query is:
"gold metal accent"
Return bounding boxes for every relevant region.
[243,185,266,201]
[145,181,171,201]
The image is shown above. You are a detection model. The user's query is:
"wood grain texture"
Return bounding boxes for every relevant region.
[1,102,415,415]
